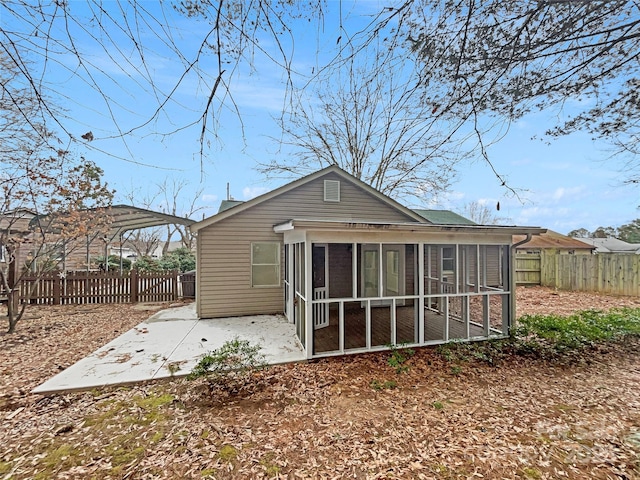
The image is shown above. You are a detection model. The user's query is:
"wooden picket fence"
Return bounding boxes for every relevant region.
[17,270,182,305]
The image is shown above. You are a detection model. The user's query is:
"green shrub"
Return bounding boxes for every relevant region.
[132,256,163,273]
[370,379,397,390]
[513,308,640,355]
[386,344,415,374]
[93,255,132,272]
[159,247,195,273]
[189,338,267,382]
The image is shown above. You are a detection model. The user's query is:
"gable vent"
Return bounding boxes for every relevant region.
[324,180,340,202]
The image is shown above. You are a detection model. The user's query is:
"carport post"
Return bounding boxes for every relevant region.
[119,232,124,274]
[104,237,109,272]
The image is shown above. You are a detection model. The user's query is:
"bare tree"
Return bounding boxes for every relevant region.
[0,51,114,333]
[1,158,113,333]
[461,201,511,226]
[117,188,163,259]
[119,179,206,257]
[398,1,640,183]
[2,1,640,187]
[157,179,206,252]
[124,228,163,259]
[263,1,640,196]
[261,40,466,201]
[0,0,325,166]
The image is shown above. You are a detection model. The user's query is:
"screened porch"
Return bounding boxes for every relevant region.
[282,236,513,359]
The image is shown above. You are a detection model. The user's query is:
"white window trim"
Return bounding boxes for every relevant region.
[251,242,281,288]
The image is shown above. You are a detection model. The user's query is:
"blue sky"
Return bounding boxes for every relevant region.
[5,1,638,233]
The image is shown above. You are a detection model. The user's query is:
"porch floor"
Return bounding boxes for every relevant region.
[313,305,503,355]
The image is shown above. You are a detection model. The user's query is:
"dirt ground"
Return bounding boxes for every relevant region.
[1,287,639,479]
[516,285,640,317]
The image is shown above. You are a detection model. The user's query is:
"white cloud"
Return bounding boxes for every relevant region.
[242,186,269,200]
[548,185,586,202]
[202,194,218,203]
[517,206,570,224]
[423,190,465,209]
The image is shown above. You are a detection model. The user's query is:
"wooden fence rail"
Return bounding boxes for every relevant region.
[17,270,185,305]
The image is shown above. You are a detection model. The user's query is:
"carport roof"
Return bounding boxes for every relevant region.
[32,204,196,239]
[104,205,195,235]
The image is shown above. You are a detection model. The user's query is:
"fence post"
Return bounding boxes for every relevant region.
[53,273,61,305]
[172,271,178,301]
[130,269,138,303]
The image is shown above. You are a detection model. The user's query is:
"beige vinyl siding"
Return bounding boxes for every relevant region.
[197,172,416,318]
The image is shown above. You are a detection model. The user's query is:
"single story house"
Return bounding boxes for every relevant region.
[511,230,595,286]
[192,166,544,360]
[576,237,640,254]
[513,230,595,255]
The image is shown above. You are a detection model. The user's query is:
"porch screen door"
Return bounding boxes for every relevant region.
[312,244,329,329]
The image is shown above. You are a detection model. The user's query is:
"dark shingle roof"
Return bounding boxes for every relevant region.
[218,200,245,213]
[412,209,477,225]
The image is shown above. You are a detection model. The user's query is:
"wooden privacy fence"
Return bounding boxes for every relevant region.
[515,253,541,286]
[17,270,184,305]
[540,251,640,296]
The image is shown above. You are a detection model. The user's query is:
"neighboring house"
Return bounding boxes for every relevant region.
[513,230,596,255]
[192,166,544,360]
[0,209,40,271]
[1,211,89,273]
[0,208,105,272]
[511,230,595,286]
[576,237,640,254]
[110,240,186,262]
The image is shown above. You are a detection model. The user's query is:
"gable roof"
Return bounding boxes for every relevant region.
[0,209,38,235]
[191,165,428,232]
[513,230,595,250]
[413,209,477,226]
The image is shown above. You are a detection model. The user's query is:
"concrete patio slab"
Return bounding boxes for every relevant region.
[33,304,305,394]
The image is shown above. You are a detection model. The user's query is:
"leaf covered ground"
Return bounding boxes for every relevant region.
[1,287,639,479]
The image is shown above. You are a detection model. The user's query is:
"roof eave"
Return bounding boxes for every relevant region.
[274,219,545,236]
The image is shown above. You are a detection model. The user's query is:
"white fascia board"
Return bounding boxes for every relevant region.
[273,220,294,233]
